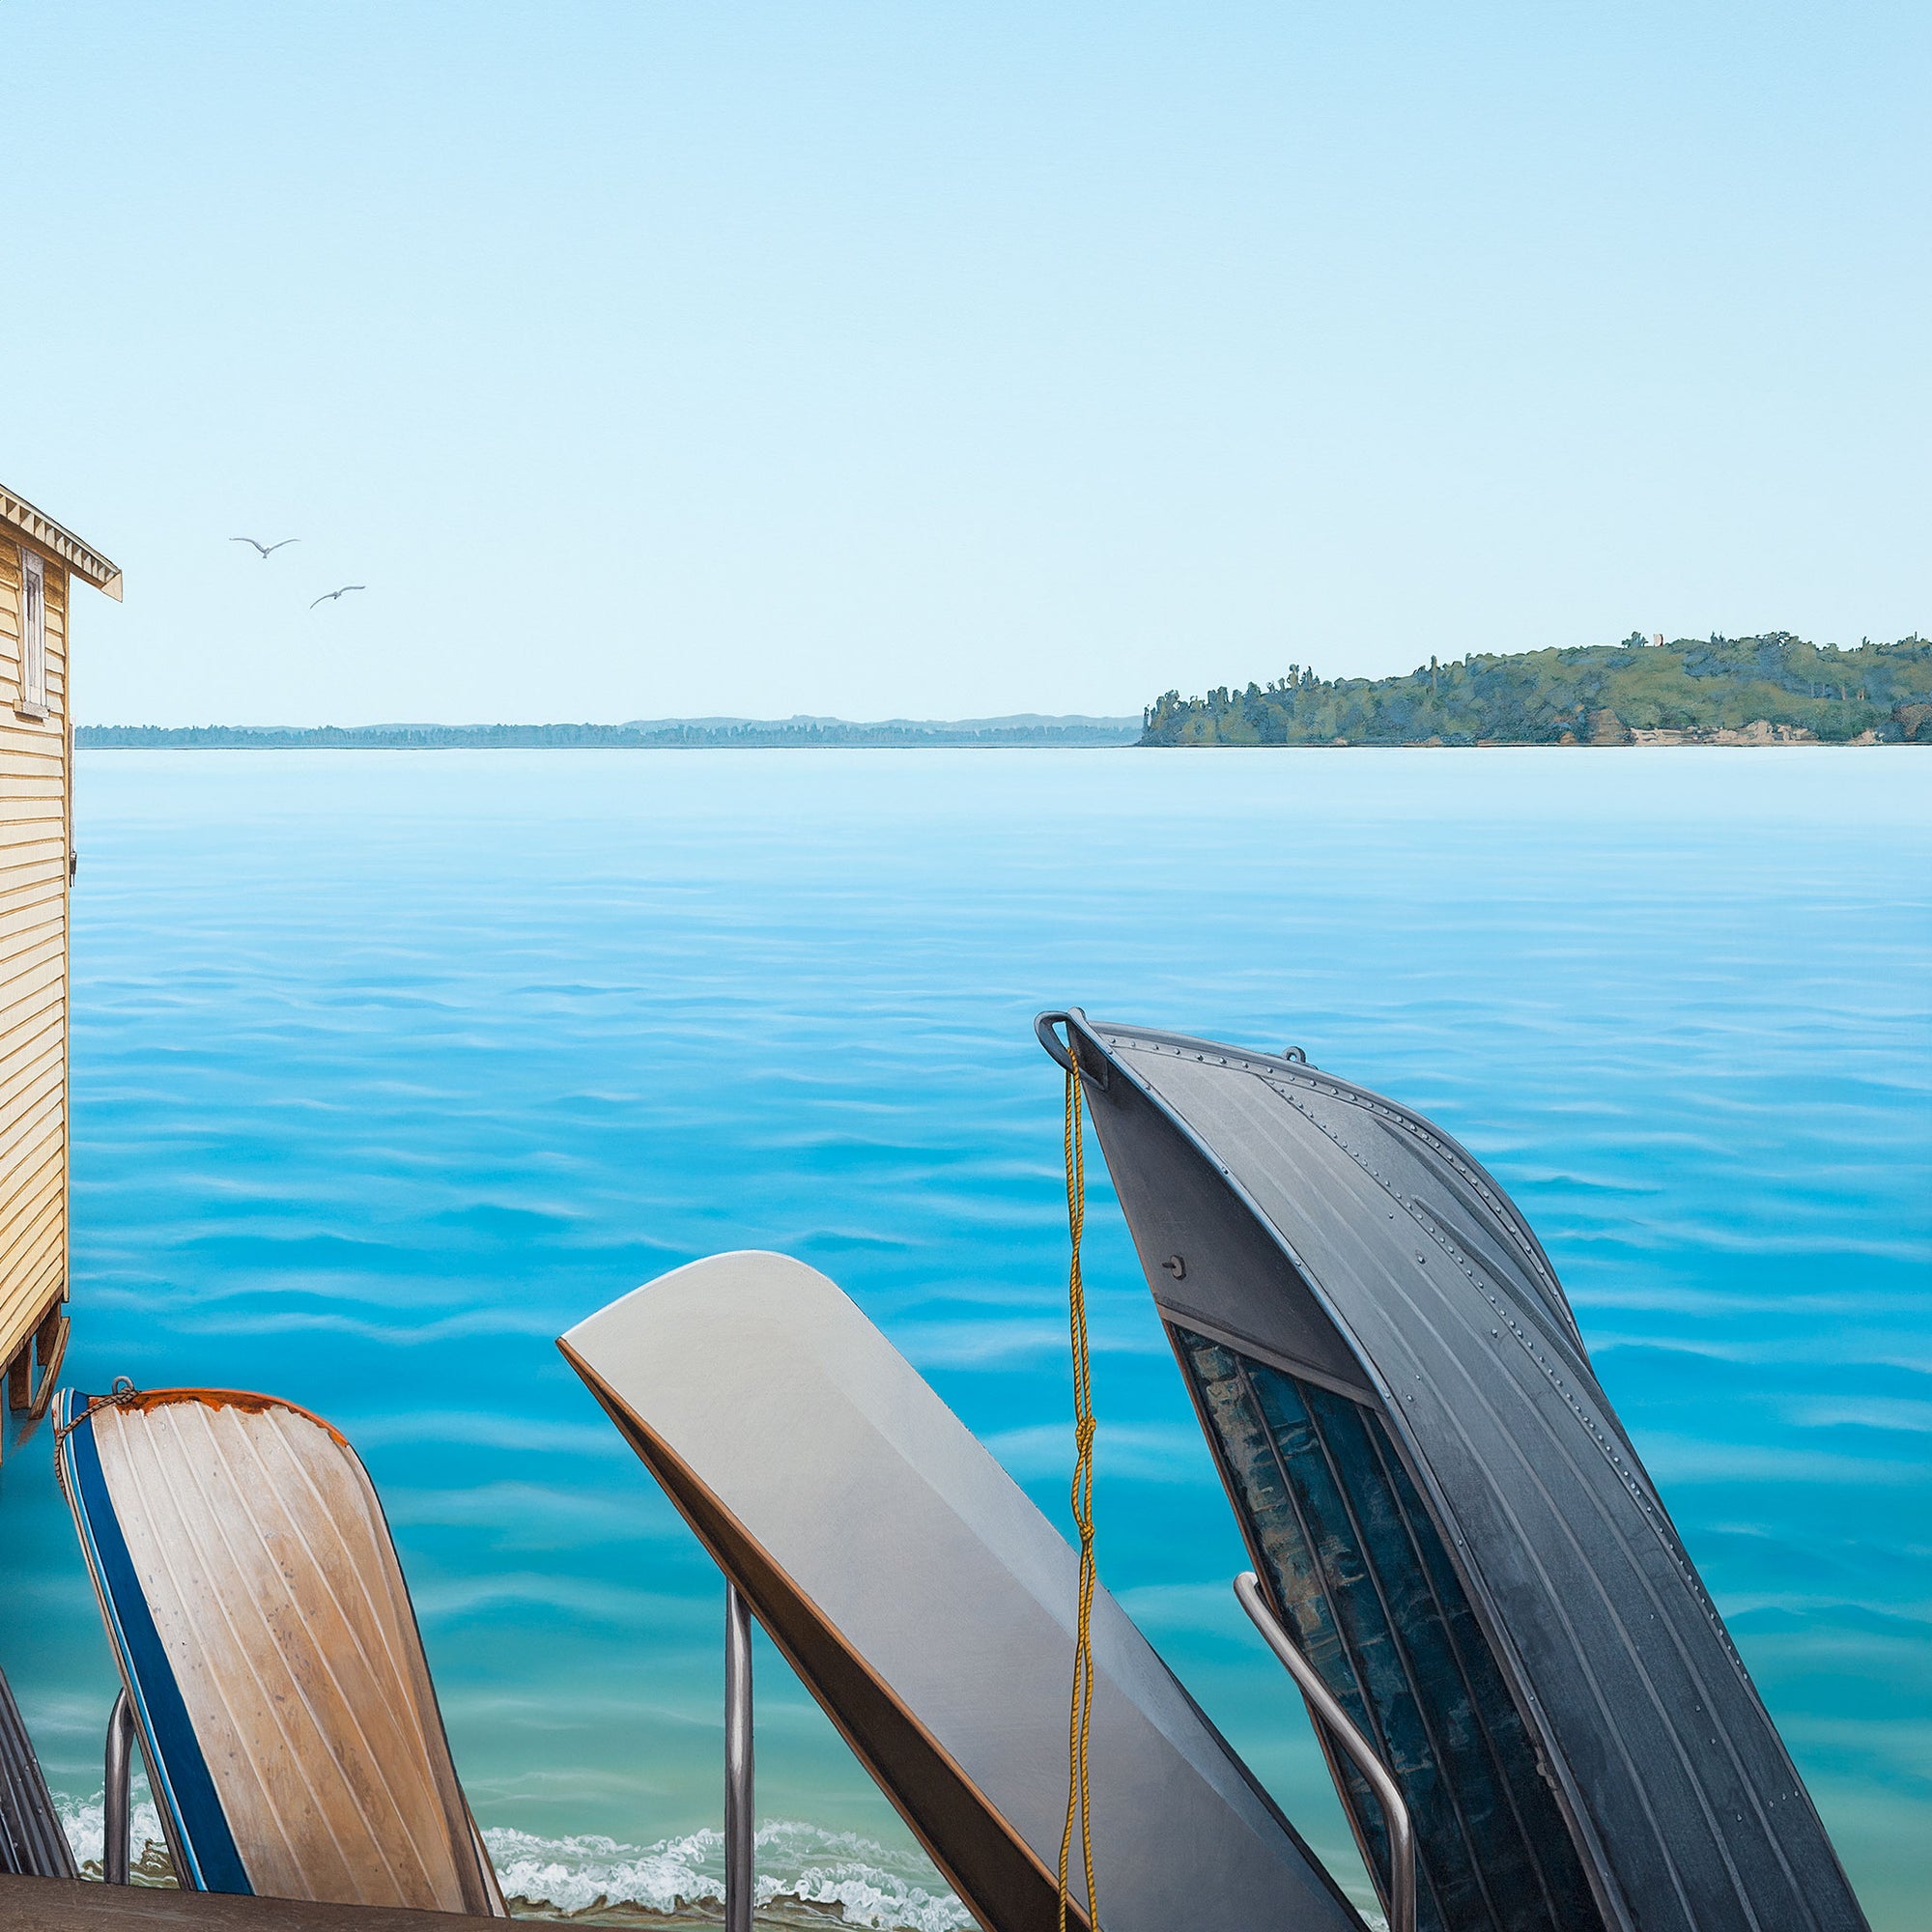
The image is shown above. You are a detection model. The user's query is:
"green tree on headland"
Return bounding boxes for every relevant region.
[1141,634,1932,747]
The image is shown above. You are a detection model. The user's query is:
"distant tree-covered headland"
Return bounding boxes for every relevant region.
[1142,634,1932,748]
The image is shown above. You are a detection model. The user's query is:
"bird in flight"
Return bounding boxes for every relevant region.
[310,584,366,609]
[230,535,299,558]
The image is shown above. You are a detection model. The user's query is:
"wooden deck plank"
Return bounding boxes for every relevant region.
[0,1877,511,1931]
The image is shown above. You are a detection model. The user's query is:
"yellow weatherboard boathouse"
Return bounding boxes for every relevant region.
[0,484,121,1432]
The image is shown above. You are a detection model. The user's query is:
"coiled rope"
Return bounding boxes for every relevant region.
[52,1376,140,1445]
[1057,1037,1101,1932]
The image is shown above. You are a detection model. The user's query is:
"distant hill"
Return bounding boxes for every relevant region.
[77,713,1143,751]
[1142,634,1932,747]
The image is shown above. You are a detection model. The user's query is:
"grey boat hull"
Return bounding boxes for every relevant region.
[0,1663,75,1879]
[1040,1010,1868,1932]
[560,1250,1364,1932]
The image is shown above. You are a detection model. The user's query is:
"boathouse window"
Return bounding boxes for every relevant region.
[19,550,46,717]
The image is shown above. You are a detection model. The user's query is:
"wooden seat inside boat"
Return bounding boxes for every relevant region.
[53,1387,504,1916]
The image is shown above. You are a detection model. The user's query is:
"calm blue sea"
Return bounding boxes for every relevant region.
[0,749,1925,1926]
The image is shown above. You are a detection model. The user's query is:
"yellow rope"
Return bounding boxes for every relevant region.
[1057,1037,1100,1932]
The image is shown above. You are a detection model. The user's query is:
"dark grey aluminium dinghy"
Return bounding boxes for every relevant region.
[560,1251,1366,1932]
[1,1662,76,1879]
[1037,1010,1868,1932]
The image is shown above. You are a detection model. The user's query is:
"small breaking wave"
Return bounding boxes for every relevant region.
[483,1820,972,1929]
[55,1792,177,1885]
[51,1791,966,1927]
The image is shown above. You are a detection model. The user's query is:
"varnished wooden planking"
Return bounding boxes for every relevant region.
[89,1399,504,1916]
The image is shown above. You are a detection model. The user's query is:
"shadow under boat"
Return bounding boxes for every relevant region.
[560,1249,1367,1932]
[1036,1009,1869,1932]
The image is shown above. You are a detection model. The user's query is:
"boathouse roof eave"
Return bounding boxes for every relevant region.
[1,484,124,601]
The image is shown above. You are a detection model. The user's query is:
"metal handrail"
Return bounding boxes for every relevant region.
[724,1581,754,1932]
[103,1688,135,1885]
[1234,1572,1415,1932]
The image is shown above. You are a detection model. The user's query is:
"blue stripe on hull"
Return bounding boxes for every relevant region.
[57,1394,251,1896]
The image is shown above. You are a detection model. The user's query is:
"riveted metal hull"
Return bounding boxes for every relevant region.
[0,1663,75,1879]
[1047,1012,1867,1932]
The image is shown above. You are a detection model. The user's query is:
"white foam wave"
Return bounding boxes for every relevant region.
[483,1819,972,1929]
[55,1791,175,1883]
[52,1790,966,1926]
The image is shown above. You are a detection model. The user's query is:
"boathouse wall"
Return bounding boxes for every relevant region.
[0,488,120,1422]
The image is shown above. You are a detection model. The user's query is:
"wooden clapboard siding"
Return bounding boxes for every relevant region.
[0,1236,62,1346]
[0,915,64,980]
[0,1199,64,1355]
[0,537,69,1376]
[0,1088,64,1204]
[90,1397,505,1916]
[0,923,64,984]
[0,1033,64,1122]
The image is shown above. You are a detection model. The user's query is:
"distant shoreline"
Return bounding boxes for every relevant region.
[75,723,1925,751]
[76,716,1143,752]
[78,633,1932,750]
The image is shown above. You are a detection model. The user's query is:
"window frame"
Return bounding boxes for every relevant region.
[18,547,47,719]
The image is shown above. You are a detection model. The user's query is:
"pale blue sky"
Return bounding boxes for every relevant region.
[10,2,1927,725]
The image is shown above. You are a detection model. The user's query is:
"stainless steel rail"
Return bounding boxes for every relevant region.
[724,1581,755,1932]
[1234,1571,1416,1932]
[102,1690,134,1886]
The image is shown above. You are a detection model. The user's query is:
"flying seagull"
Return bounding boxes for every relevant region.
[310,584,365,609]
[231,535,299,557]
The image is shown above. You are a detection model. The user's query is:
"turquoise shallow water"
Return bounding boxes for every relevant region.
[0,748,1925,1924]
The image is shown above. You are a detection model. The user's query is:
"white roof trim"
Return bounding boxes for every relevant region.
[1,485,123,601]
